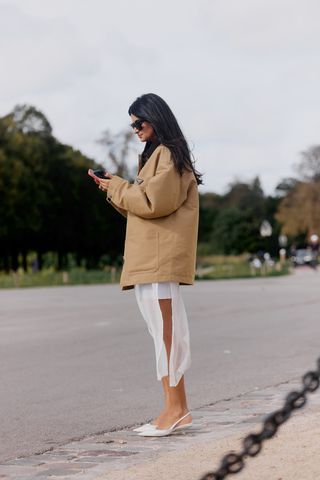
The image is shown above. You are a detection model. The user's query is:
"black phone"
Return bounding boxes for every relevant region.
[93,169,107,179]
[88,168,108,179]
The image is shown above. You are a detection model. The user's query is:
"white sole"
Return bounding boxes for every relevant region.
[134,421,193,433]
[138,413,192,437]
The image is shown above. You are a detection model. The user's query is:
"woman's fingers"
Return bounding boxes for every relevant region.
[94,173,114,192]
[98,178,111,192]
[99,179,110,187]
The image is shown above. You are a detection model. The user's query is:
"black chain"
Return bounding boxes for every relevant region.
[200,358,320,480]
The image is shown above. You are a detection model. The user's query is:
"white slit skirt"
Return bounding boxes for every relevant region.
[134,282,191,387]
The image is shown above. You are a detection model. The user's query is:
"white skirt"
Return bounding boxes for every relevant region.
[134,282,191,387]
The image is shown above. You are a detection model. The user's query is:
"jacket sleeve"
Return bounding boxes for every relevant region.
[106,147,189,219]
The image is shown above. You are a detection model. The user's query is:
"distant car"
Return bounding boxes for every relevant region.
[291,249,312,266]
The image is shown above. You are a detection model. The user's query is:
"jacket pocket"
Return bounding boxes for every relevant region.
[126,230,159,273]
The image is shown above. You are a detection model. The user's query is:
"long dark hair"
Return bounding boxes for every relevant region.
[128,93,203,185]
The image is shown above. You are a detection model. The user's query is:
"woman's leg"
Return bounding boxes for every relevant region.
[134,282,192,428]
[154,298,192,429]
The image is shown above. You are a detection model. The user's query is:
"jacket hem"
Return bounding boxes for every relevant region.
[120,275,195,291]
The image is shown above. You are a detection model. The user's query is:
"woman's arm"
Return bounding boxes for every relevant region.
[90,172,128,219]
[105,147,189,219]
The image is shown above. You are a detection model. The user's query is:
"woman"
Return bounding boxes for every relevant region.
[97,93,202,437]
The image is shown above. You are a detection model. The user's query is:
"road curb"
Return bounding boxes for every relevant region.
[1,377,319,479]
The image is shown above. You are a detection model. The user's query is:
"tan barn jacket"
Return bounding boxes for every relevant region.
[106,145,199,290]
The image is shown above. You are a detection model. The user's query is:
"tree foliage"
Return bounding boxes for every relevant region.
[275,177,298,196]
[0,105,126,272]
[275,180,320,237]
[198,176,280,255]
[276,145,320,239]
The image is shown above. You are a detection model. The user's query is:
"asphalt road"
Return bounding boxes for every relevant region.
[1,267,320,462]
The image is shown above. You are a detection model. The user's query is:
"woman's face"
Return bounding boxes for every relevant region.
[130,114,156,143]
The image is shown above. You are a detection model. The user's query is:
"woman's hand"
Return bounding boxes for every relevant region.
[97,172,113,193]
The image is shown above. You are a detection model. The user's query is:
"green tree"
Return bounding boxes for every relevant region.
[199,176,275,255]
[198,192,221,243]
[0,105,127,272]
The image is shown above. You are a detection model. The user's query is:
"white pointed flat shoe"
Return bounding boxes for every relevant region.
[138,412,192,437]
[133,421,193,433]
[132,423,156,432]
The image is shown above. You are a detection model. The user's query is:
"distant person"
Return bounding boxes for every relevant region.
[290,243,297,257]
[289,243,297,267]
[310,236,319,270]
[257,249,265,264]
[31,257,39,273]
[92,93,202,437]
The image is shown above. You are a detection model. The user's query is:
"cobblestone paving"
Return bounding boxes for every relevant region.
[1,378,319,480]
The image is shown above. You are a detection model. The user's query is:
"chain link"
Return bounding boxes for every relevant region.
[200,358,320,480]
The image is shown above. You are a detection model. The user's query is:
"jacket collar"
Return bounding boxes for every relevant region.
[138,142,162,173]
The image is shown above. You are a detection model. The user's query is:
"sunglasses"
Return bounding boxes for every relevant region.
[130,119,145,131]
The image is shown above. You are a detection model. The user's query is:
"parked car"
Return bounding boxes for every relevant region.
[291,248,312,266]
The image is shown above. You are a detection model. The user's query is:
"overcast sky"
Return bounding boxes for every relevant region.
[1,0,320,195]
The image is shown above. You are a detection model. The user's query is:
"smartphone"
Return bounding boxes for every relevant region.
[88,169,108,180]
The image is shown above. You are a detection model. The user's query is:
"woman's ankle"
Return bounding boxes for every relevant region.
[165,405,189,416]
